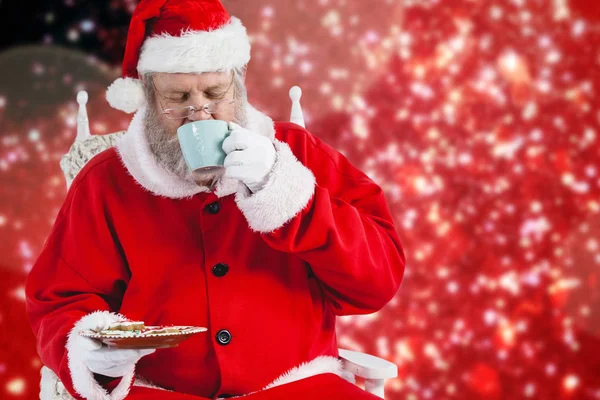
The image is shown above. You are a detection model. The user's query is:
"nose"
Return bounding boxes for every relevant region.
[187,107,213,122]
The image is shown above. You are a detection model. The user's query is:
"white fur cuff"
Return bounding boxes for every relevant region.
[235,141,316,233]
[66,311,134,400]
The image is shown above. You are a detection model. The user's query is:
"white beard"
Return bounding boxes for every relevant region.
[143,104,195,183]
[143,103,249,188]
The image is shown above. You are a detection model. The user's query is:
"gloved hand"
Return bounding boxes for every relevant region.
[222,122,276,193]
[78,336,155,378]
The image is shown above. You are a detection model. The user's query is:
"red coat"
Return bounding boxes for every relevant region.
[26,106,405,399]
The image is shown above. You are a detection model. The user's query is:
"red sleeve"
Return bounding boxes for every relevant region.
[25,160,131,399]
[235,123,405,315]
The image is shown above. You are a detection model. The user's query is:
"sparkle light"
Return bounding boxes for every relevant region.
[563,374,580,392]
[5,378,25,395]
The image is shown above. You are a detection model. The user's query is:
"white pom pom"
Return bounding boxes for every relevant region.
[106,77,145,114]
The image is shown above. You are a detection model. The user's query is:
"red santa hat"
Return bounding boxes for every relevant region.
[106,0,251,114]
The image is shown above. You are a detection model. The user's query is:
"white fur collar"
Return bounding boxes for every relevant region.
[116,104,275,199]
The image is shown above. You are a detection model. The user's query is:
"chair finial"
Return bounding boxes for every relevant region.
[76,90,91,140]
[289,86,302,102]
[289,86,305,128]
[77,91,88,105]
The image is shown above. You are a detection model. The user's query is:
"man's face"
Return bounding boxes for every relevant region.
[143,71,237,185]
[151,71,236,135]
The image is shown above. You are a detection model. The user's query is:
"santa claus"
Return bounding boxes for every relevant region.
[25,0,405,399]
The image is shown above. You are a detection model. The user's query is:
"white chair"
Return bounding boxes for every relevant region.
[42,87,397,399]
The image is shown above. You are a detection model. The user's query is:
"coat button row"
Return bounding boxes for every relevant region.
[205,202,220,214]
[216,329,232,345]
[212,263,229,277]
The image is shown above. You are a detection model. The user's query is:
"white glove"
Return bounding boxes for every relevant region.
[78,336,155,378]
[222,122,276,193]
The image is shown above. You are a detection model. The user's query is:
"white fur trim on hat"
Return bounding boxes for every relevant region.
[66,311,134,400]
[235,140,316,233]
[106,77,146,114]
[138,17,250,75]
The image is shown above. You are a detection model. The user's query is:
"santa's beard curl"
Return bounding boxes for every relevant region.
[143,103,195,183]
[142,68,249,186]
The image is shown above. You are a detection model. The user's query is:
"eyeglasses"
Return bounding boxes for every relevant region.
[162,98,235,120]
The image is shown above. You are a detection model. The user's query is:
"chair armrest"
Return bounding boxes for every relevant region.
[60,131,125,188]
[338,349,398,380]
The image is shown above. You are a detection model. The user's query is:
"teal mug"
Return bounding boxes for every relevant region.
[177,120,231,172]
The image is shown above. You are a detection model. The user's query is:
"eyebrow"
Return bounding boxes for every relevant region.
[163,89,188,96]
[205,82,230,92]
[164,82,230,95]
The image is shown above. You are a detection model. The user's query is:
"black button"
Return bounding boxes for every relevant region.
[205,202,220,214]
[216,329,232,345]
[212,263,229,277]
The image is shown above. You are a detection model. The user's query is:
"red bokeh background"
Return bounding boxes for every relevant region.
[1,0,600,399]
